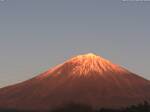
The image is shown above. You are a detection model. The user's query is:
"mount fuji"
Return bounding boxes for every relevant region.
[0,53,150,111]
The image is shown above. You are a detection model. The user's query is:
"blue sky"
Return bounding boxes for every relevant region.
[0,0,150,87]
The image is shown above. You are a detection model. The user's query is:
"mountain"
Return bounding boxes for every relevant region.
[0,53,150,111]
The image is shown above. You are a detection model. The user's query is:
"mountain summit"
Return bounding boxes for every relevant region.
[0,53,150,111]
[63,53,127,76]
[38,53,128,78]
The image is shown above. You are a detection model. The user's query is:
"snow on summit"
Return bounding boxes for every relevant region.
[39,53,129,78]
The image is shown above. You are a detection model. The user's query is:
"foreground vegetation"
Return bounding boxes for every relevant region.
[52,101,150,112]
[0,101,149,112]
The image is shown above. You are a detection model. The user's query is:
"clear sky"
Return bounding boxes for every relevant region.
[0,0,150,87]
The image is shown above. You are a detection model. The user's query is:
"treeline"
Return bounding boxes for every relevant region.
[0,101,150,112]
[52,101,150,112]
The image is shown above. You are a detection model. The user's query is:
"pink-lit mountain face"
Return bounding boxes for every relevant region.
[0,53,150,111]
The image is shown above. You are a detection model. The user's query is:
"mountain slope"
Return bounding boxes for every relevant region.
[0,53,150,111]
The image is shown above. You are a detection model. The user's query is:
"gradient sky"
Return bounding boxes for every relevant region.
[0,0,150,87]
